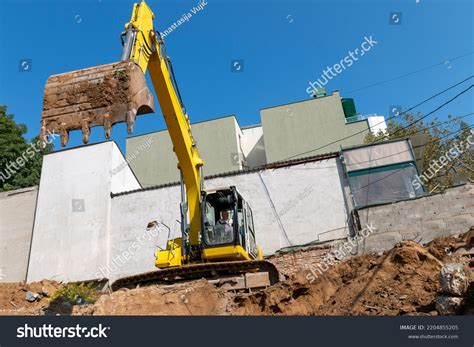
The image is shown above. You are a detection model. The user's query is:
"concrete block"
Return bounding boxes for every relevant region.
[362,232,403,254]
[245,272,271,289]
[27,142,141,283]
[400,231,420,241]
[439,263,469,296]
[210,276,246,290]
[423,220,447,230]
[445,214,474,225]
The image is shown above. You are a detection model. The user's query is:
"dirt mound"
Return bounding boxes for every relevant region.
[1,232,472,316]
[0,280,61,315]
[87,280,227,316]
[228,241,445,316]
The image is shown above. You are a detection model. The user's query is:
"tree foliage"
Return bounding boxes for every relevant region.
[364,112,473,192]
[0,105,53,192]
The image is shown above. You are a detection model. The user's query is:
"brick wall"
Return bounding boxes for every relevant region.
[267,243,334,277]
[356,183,473,254]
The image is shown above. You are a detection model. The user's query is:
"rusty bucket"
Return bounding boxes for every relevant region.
[40,61,155,147]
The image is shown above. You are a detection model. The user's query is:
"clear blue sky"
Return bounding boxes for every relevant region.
[0,0,473,152]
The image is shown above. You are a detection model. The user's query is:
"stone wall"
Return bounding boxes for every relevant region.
[356,183,473,254]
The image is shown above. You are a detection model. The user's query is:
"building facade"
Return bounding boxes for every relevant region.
[260,91,370,163]
[126,91,381,186]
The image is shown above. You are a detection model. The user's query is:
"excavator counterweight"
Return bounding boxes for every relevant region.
[41,61,155,146]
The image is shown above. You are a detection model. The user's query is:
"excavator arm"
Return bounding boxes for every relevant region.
[120,1,204,254]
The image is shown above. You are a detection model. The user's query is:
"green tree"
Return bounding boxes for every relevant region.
[364,112,473,192]
[0,105,53,192]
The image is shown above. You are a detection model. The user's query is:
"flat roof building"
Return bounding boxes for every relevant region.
[126,91,382,186]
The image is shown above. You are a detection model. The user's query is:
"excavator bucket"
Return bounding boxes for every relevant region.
[40,61,155,147]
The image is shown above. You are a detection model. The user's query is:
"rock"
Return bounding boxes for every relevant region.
[399,305,413,314]
[435,295,463,315]
[399,295,408,300]
[368,260,378,269]
[466,228,474,246]
[439,263,469,296]
[41,287,49,297]
[25,291,39,302]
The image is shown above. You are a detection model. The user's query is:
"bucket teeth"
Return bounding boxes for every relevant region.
[104,114,112,139]
[81,119,91,144]
[40,60,155,147]
[126,111,136,134]
[40,121,47,148]
[60,123,69,147]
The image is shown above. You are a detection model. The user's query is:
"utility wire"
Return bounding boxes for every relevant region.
[276,114,473,171]
[344,51,474,95]
[379,84,474,141]
[288,112,473,170]
[352,124,473,193]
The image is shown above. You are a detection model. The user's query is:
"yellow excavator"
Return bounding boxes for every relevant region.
[40,1,278,290]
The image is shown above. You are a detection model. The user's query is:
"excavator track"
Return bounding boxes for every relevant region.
[111,260,279,291]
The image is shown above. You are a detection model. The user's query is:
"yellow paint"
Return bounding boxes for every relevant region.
[125,1,203,249]
[202,245,252,261]
[155,238,183,268]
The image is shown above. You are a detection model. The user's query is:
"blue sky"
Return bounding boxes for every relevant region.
[0,0,472,152]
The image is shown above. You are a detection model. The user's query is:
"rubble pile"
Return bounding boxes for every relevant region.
[1,229,472,316]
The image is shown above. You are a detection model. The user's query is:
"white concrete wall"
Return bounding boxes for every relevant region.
[22,141,349,283]
[108,157,350,281]
[27,142,140,283]
[241,125,267,168]
[106,186,182,282]
[0,187,38,283]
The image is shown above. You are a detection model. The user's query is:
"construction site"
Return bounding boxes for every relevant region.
[1,229,473,316]
[1,0,473,322]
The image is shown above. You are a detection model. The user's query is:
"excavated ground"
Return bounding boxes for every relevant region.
[1,230,472,316]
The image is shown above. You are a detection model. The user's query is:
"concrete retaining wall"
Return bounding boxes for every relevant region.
[26,142,141,283]
[0,187,38,283]
[357,183,474,254]
[107,157,351,281]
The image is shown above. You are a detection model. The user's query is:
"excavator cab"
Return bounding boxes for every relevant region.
[201,187,262,262]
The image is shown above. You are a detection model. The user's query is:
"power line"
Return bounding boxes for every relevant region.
[289,114,473,171]
[282,76,473,162]
[344,51,474,95]
[383,84,474,140]
[395,76,473,116]
[352,124,473,193]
